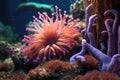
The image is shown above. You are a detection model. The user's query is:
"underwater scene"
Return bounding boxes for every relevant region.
[0,0,120,80]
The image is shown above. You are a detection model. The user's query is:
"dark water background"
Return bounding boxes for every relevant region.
[0,0,74,41]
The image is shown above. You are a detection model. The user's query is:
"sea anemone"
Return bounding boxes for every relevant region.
[22,6,80,62]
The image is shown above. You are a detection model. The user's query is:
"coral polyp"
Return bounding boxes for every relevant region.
[22,6,80,62]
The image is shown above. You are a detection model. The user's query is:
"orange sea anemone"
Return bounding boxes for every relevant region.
[22,6,80,62]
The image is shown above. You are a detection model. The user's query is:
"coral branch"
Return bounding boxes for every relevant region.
[104,9,120,54]
[105,19,114,57]
[82,39,111,71]
[70,39,86,64]
[84,3,92,41]
[107,54,120,74]
[87,14,97,47]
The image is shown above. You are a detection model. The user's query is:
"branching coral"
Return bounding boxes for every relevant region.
[70,4,120,76]
[104,19,114,57]
[70,39,86,64]
[70,39,120,75]
[84,3,92,42]
[104,9,120,56]
[87,14,97,47]
[22,6,80,63]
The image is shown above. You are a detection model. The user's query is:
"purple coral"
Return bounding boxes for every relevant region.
[87,14,97,47]
[70,6,120,76]
[107,54,120,73]
[70,39,120,75]
[84,3,92,41]
[104,9,120,55]
[70,39,86,64]
[104,19,114,57]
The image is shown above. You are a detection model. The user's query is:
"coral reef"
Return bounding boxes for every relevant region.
[0,41,12,61]
[25,58,99,80]
[1,0,120,79]
[0,72,12,80]
[22,6,80,63]
[11,52,26,71]
[25,60,79,80]
[76,21,86,30]
[0,72,25,80]
[74,70,120,80]
[9,72,25,80]
[70,0,85,20]
[0,62,14,72]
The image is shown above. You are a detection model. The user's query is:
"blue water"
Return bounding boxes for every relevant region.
[0,0,74,40]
